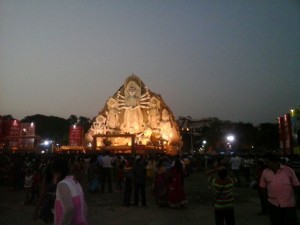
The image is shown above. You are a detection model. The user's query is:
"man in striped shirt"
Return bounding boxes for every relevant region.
[208,166,237,225]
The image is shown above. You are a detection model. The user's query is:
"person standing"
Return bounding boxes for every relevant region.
[34,163,56,224]
[229,154,242,187]
[24,169,33,204]
[256,159,268,215]
[133,156,147,207]
[167,158,188,208]
[30,168,42,204]
[259,153,300,225]
[152,159,169,206]
[289,154,300,209]
[101,151,113,193]
[242,156,253,186]
[207,166,237,225]
[52,158,88,225]
[87,155,100,193]
[115,157,124,192]
[123,157,133,207]
[146,157,157,182]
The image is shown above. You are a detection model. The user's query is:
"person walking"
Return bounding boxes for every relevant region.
[52,158,88,225]
[259,153,300,225]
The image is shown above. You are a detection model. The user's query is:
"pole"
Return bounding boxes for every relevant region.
[190,128,193,153]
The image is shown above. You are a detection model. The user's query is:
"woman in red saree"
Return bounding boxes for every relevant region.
[152,159,169,206]
[167,158,188,208]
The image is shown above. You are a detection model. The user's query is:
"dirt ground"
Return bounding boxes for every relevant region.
[0,170,287,225]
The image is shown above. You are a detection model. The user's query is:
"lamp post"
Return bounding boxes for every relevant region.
[226,135,235,152]
[184,116,194,154]
[186,127,194,154]
[202,140,207,150]
[180,116,194,154]
[190,128,194,153]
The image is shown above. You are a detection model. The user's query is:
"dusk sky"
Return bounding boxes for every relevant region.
[1,1,299,125]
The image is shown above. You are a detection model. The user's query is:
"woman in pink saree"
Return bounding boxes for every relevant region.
[52,158,88,225]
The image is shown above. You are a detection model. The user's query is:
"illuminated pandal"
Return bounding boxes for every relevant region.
[85,74,182,155]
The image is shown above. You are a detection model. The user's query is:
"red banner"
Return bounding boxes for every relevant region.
[284,114,293,154]
[278,117,285,151]
[69,125,83,146]
[4,120,21,148]
[4,120,21,137]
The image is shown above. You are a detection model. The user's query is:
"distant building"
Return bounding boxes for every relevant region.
[0,117,39,152]
[177,117,218,154]
[19,122,36,148]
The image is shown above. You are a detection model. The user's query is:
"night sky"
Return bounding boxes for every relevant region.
[1,1,299,125]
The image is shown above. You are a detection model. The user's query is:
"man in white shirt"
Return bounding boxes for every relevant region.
[101,151,113,193]
[230,154,242,187]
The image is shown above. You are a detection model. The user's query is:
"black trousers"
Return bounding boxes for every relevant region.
[101,167,112,192]
[214,207,235,225]
[134,183,146,206]
[123,177,132,206]
[268,202,299,225]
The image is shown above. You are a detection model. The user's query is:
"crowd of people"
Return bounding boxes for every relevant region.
[0,151,196,225]
[1,151,300,225]
[90,151,190,208]
[205,153,300,225]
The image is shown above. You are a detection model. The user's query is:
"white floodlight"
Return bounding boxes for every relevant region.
[226,135,235,142]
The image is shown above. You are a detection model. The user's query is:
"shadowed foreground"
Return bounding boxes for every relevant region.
[0,171,278,225]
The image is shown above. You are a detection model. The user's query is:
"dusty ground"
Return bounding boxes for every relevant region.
[0,171,283,225]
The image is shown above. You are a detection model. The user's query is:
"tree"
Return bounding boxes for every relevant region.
[231,122,258,151]
[1,115,15,120]
[203,118,225,150]
[22,114,69,145]
[67,115,78,125]
[78,116,92,133]
[256,123,279,152]
[178,116,279,155]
